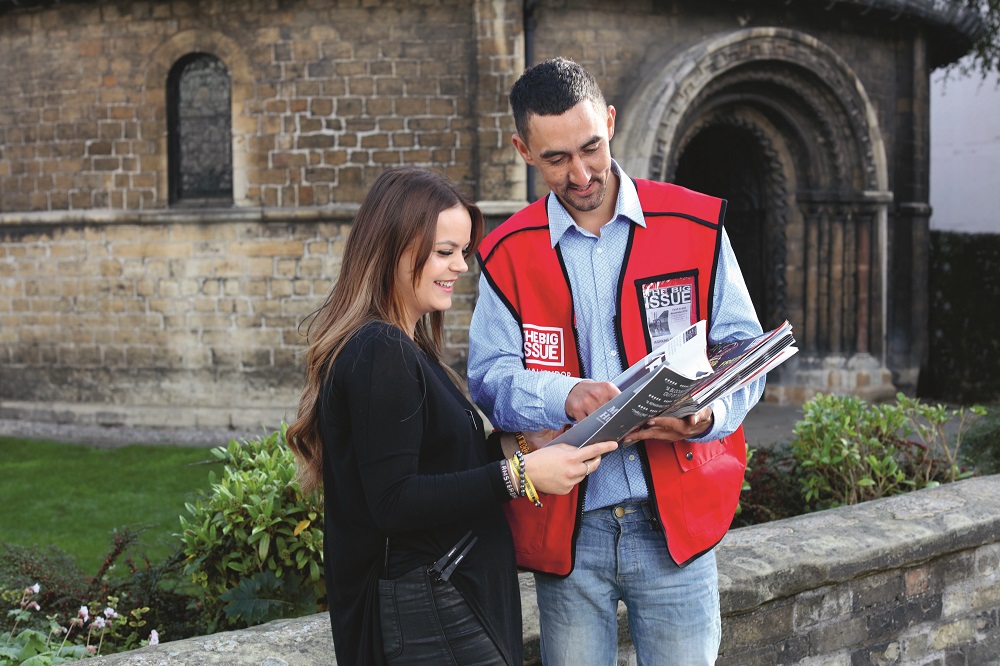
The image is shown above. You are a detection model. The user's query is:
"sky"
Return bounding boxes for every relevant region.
[929,60,1000,234]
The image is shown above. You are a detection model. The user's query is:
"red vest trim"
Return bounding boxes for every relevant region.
[479,180,747,576]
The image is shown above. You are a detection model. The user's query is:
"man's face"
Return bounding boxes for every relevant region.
[513,100,616,215]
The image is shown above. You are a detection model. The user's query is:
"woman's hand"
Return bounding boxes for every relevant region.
[522,440,618,495]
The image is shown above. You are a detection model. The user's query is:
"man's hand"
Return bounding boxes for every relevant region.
[565,380,620,422]
[621,405,714,444]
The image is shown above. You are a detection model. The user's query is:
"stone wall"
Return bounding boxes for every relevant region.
[0,0,983,429]
[0,0,525,210]
[0,209,502,430]
[85,476,1000,665]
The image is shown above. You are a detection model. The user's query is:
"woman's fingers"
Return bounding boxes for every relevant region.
[524,441,618,494]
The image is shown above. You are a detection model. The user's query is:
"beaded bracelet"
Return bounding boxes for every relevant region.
[513,450,543,507]
[513,450,527,498]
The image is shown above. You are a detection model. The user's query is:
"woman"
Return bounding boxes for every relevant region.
[287,167,616,665]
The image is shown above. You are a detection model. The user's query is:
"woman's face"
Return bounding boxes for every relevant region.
[397,204,472,336]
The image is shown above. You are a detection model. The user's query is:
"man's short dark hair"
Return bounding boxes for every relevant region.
[509,57,607,142]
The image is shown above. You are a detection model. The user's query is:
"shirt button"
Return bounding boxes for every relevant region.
[685,452,694,460]
[628,454,635,461]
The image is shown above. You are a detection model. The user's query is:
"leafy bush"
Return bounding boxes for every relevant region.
[0,529,177,641]
[732,446,807,528]
[0,533,166,664]
[1,584,159,665]
[177,425,325,630]
[788,392,982,511]
[959,402,1000,474]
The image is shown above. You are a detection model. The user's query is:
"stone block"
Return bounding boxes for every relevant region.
[809,617,869,653]
[724,598,795,650]
[795,586,853,630]
[851,570,904,611]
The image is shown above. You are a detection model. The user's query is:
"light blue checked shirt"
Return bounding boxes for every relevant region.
[468,161,764,511]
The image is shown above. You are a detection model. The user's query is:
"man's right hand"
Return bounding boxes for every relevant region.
[565,380,620,422]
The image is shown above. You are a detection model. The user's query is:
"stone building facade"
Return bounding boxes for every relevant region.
[0,0,981,430]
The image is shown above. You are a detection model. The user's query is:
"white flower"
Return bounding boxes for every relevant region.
[78,606,89,622]
[103,607,118,619]
[27,601,40,611]
[92,616,106,630]
[29,583,40,594]
[148,629,159,646]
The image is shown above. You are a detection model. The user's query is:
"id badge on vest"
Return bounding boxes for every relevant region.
[636,272,699,349]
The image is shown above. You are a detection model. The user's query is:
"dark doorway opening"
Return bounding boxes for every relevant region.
[673,125,769,327]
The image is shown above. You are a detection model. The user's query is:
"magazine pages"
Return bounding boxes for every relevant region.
[546,320,797,448]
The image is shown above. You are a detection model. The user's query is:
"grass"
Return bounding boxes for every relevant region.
[0,437,221,574]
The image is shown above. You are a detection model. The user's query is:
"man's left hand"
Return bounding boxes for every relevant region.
[621,405,714,444]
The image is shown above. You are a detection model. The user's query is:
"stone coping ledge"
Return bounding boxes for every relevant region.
[716,474,1000,613]
[86,475,1000,665]
[0,400,288,433]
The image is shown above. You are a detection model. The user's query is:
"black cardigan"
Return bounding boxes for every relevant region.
[319,321,520,665]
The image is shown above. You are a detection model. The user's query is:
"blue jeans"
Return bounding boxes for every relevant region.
[378,565,505,665]
[534,502,721,666]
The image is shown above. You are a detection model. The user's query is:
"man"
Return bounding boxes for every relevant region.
[468,57,764,665]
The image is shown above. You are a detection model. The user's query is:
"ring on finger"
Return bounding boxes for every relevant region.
[584,460,591,476]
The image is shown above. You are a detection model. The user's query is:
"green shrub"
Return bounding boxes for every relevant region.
[959,402,1000,474]
[177,425,324,630]
[0,533,168,663]
[1,628,89,665]
[788,392,982,511]
[733,446,807,528]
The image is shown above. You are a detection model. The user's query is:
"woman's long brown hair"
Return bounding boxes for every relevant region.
[286,167,485,494]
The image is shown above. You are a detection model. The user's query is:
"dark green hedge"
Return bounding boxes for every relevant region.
[920,231,1000,403]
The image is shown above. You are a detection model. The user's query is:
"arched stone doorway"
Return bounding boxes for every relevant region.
[617,28,896,401]
[673,124,771,329]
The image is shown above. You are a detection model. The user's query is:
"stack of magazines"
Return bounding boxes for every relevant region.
[548,320,797,448]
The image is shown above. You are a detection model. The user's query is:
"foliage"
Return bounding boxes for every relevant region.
[0,583,157,665]
[894,394,986,482]
[0,529,192,643]
[177,425,325,630]
[0,530,171,659]
[943,0,1000,81]
[0,545,87,627]
[788,393,982,511]
[218,570,318,627]
[733,446,808,528]
[1,628,88,665]
[959,402,1000,473]
[924,232,1000,405]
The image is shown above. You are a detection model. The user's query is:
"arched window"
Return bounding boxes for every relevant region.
[167,53,232,205]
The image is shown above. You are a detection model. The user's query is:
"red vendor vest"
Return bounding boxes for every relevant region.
[477,179,747,575]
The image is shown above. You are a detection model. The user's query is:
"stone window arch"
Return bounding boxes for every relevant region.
[167,53,233,205]
[144,30,252,207]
